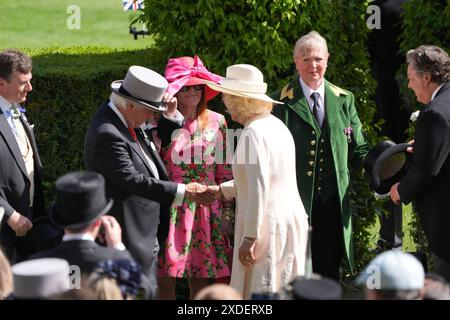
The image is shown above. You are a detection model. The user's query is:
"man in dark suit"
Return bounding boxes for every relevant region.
[84,66,213,299]
[0,49,48,261]
[390,45,450,282]
[271,31,370,280]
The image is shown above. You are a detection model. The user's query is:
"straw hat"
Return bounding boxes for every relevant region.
[205,64,283,104]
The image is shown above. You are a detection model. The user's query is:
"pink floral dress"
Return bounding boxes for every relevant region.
[157,110,233,278]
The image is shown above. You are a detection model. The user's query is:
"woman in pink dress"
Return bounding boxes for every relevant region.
[155,56,233,299]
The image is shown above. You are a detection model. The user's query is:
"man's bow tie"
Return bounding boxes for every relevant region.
[10,105,21,119]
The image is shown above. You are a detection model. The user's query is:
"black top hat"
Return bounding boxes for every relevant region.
[291,277,342,300]
[50,171,113,229]
[364,140,411,195]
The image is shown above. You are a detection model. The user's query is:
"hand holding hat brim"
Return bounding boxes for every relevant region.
[365,140,411,195]
[372,143,410,190]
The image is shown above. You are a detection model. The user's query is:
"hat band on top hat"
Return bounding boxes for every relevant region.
[118,86,163,107]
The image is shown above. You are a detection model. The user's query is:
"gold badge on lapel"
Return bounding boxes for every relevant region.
[280,85,294,100]
[329,83,348,96]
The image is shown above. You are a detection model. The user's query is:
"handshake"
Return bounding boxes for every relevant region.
[185,183,223,205]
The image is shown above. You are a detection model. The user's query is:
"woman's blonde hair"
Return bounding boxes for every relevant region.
[195,283,243,300]
[222,94,273,124]
[89,276,126,300]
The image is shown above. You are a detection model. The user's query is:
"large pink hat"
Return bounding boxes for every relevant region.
[164,55,223,102]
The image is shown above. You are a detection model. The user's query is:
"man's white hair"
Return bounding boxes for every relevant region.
[293,31,328,58]
[110,92,142,110]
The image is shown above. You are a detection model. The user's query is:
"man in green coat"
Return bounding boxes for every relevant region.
[272,31,369,280]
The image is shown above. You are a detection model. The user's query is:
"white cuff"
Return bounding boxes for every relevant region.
[0,207,5,224]
[163,110,184,126]
[172,183,185,207]
[113,243,126,251]
[373,192,389,200]
[220,180,236,200]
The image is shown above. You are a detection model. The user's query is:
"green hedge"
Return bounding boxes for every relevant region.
[23,46,162,200]
[139,0,382,280]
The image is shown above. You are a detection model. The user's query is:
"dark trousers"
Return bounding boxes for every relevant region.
[0,207,33,263]
[1,224,31,263]
[432,253,450,283]
[145,241,160,300]
[311,193,344,281]
[378,201,403,250]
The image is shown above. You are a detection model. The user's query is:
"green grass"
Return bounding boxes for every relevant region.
[368,203,416,252]
[0,0,152,50]
[401,204,417,252]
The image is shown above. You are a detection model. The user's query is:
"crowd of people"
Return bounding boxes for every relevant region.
[1,29,450,300]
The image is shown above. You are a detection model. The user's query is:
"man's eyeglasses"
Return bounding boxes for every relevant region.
[179,85,203,92]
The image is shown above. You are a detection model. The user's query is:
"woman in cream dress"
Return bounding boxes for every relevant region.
[207,64,309,299]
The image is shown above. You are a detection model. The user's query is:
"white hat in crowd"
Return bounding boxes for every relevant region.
[356,250,425,290]
[11,258,70,299]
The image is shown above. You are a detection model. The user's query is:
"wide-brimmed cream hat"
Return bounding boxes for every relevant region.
[205,64,283,104]
[111,66,168,112]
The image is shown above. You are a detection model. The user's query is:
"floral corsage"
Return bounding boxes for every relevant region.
[343,126,353,143]
[410,111,420,122]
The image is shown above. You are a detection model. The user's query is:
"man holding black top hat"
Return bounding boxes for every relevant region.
[390,45,450,282]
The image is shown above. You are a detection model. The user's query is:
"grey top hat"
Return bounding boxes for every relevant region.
[12,258,70,299]
[111,65,168,112]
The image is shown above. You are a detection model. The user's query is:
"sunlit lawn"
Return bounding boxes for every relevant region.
[368,203,416,251]
[0,0,152,49]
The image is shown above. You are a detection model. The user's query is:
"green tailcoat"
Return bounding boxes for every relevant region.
[271,77,369,269]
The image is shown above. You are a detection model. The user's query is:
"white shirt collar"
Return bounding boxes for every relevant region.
[62,233,95,242]
[299,76,326,110]
[431,82,446,101]
[108,100,129,128]
[0,95,13,113]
